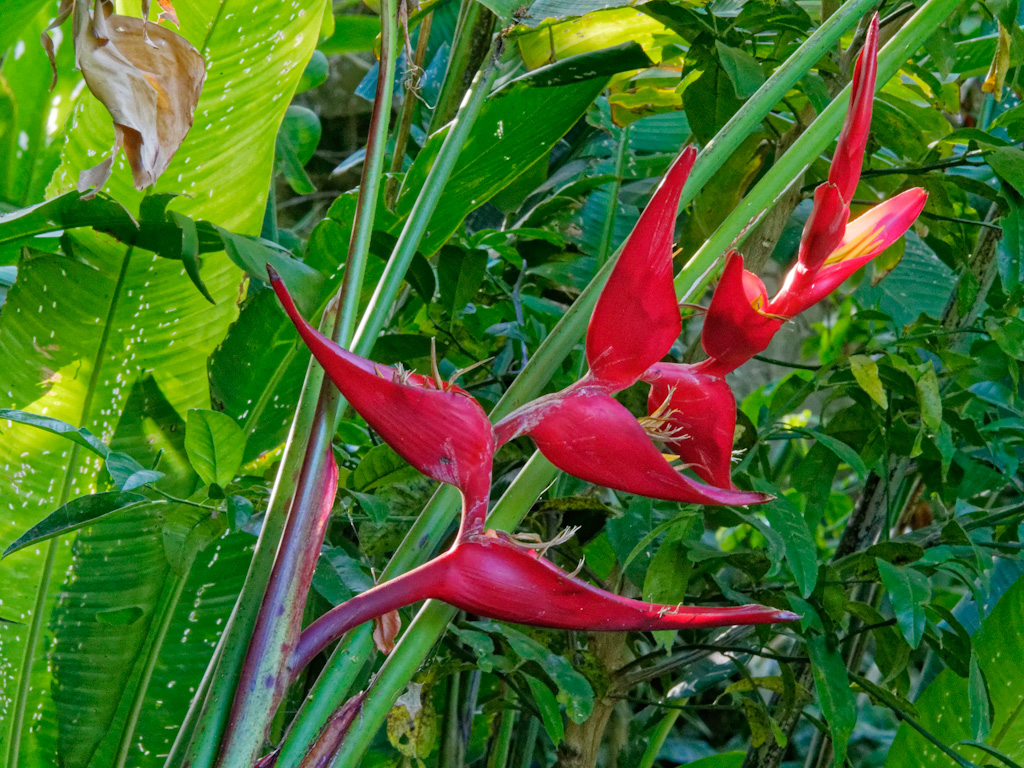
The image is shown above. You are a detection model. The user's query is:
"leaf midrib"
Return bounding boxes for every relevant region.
[5,245,136,768]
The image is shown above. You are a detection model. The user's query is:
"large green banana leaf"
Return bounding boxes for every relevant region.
[0,4,80,210]
[0,0,324,764]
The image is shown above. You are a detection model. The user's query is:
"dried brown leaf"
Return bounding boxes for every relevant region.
[372,610,401,654]
[74,0,204,195]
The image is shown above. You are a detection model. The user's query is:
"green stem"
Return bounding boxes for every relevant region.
[113,571,188,768]
[487,706,517,768]
[6,245,135,768]
[386,9,434,210]
[596,124,630,269]
[352,48,499,355]
[272,625,374,768]
[428,0,495,133]
[638,706,683,768]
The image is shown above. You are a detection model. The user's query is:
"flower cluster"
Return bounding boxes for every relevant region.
[270,14,926,670]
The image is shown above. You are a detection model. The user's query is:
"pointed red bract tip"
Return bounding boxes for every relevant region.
[267,269,495,506]
[439,534,798,631]
[796,183,850,276]
[642,363,738,490]
[511,385,769,507]
[586,146,696,390]
[701,251,785,374]
[828,13,879,203]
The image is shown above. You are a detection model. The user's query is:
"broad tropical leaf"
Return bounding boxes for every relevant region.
[0,0,324,763]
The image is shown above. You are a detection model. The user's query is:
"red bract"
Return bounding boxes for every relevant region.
[586,147,695,389]
[642,363,738,490]
[698,249,786,376]
[268,268,495,530]
[292,531,798,671]
[495,147,769,506]
[499,384,763,506]
[699,14,927,374]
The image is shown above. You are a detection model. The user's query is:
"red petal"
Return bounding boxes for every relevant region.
[586,147,696,390]
[828,14,879,203]
[440,535,798,630]
[643,363,737,490]
[510,385,769,506]
[701,251,784,374]
[797,188,927,310]
[268,268,495,514]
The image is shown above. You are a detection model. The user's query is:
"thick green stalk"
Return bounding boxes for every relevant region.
[428,0,495,133]
[352,51,499,354]
[488,706,517,768]
[278,6,883,761]
[169,333,328,768]
[675,0,966,301]
[596,125,631,269]
[638,707,683,768]
[206,3,400,766]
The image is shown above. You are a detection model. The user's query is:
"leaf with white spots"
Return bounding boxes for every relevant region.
[0,0,324,761]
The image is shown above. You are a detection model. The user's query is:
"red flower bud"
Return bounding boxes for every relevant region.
[829,14,879,203]
[700,250,785,375]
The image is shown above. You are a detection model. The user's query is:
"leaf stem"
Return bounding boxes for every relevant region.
[113,571,188,768]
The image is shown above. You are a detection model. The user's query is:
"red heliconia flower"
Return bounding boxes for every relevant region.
[268,267,495,532]
[641,363,738,490]
[700,14,928,376]
[291,530,799,672]
[498,383,760,506]
[494,148,771,507]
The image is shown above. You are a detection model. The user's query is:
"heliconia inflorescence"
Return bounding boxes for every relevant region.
[267,10,927,674]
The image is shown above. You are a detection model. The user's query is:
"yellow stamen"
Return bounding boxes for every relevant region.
[640,387,689,441]
[824,226,885,267]
[511,525,581,558]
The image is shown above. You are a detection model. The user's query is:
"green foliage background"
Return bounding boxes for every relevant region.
[2,0,1024,767]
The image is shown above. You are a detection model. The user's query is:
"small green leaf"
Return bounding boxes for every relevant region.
[482,621,594,724]
[916,364,942,433]
[437,247,488,318]
[715,41,765,98]
[986,317,1024,361]
[105,451,165,491]
[274,105,322,194]
[184,409,246,487]
[340,488,390,526]
[761,493,818,597]
[968,649,993,741]
[524,674,564,746]
[0,408,109,457]
[807,634,856,767]
[168,209,215,304]
[350,443,422,492]
[849,354,888,409]
[3,491,150,557]
[297,49,329,93]
[877,559,931,648]
[793,428,868,481]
